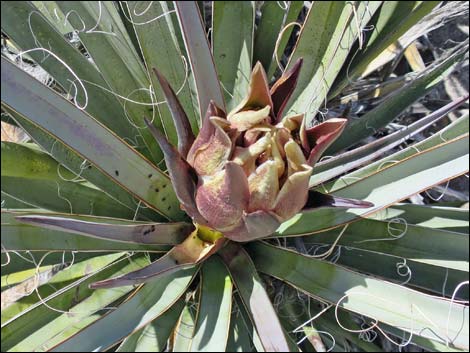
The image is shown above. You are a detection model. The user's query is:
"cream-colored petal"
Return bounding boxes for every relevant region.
[284,139,307,176]
[270,134,285,177]
[232,133,271,169]
[187,117,234,176]
[228,105,271,132]
[247,160,279,212]
[280,113,303,132]
[228,62,273,118]
[273,164,312,221]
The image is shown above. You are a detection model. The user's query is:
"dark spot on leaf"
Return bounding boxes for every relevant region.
[87,165,92,169]
[148,174,152,178]
[115,170,119,176]
[155,188,159,193]
[151,225,155,232]
[220,53,226,59]
[174,259,179,265]
[162,184,167,189]
[162,197,166,202]
[167,206,171,211]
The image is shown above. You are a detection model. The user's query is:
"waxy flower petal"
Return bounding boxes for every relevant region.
[187,117,234,176]
[270,58,303,121]
[228,105,271,131]
[195,162,249,230]
[248,160,279,212]
[305,118,347,165]
[284,139,307,176]
[223,210,281,242]
[273,164,312,220]
[228,62,273,119]
[232,133,271,173]
[187,101,226,166]
[280,113,309,152]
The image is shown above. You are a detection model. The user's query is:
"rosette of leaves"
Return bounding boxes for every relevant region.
[1,1,469,352]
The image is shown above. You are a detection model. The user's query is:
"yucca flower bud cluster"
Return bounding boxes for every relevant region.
[148,59,347,241]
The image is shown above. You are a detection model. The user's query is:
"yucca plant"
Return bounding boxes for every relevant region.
[1,1,469,352]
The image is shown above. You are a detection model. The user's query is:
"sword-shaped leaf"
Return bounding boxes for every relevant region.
[327,41,468,153]
[190,257,233,352]
[175,1,225,117]
[2,57,184,220]
[310,96,468,187]
[248,242,469,350]
[219,242,291,352]
[2,211,169,252]
[16,215,193,245]
[49,268,197,352]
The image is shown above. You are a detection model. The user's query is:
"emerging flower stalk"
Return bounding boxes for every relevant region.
[147,59,348,242]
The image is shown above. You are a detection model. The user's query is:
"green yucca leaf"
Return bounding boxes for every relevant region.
[0,1,148,154]
[379,321,469,352]
[1,252,122,290]
[330,1,440,97]
[6,257,153,352]
[125,1,200,145]
[173,300,197,352]
[266,1,305,79]
[219,243,291,352]
[0,192,33,210]
[253,1,289,73]
[324,114,469,193]
[1,254,150,351]
[49,268,197,352]
[2,142,137,217]
[31,1,75,34]
[373,203,469,234]
[2,211,170,252]
[16,214,193,245]
[212,1,254,110]
[2,106,161,222]
[189,256,233,351]
[325,247,468,300]
[2,57,184,220]
[328,40,469,153]
[310,97,468,187]
[248,242,469,350]
[175,1,225,116]
[313,309,384,352]
[55,1,164,164]
[225,300,256,352]
[285,1,382,118]
[306,218,469,271]
[116,298,185,352]
[1,253,124,325]
[1,250,108,277]
[1,1,468,352]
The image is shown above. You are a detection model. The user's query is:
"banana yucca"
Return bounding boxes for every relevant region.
[1,1,468,352]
